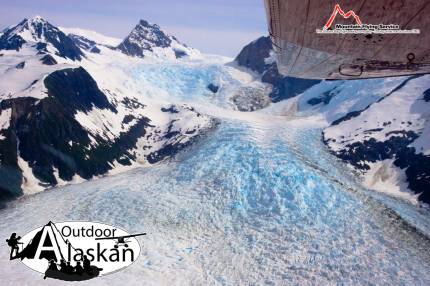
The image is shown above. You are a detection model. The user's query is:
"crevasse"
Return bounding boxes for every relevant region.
[1,60,429,285]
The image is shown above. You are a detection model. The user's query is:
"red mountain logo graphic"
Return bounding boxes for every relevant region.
[323,4,362,30]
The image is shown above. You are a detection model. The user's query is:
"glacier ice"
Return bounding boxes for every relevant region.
[0,60,429,285]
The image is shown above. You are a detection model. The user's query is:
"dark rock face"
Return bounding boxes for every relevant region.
[40,54,57,65]
[270,77,321,103]
[260,63,283,84]
[0,34,26,51]
[424,88,430,102]
[117,19,172,58]
[122,97,145,109]
[235,36,320,102]
[146,119,219,164]
[324,131,419,170]
[307,87,339,106]
[117,40,145,58]
[14,96,93,184]
[44,67,117,114]
[0,99,27,201]
[90,46,101,54]
[394,148,430,205]
[331,110,363,126]
[0,17,83,60]
[0,19,27,51]
[122,114,135,125]
[69,34,96,50]
[394,148,430,204]
[235,36,273,74]
[147,139,188,164]
[15,61,25,69]
[0,67,151,200]
[174,49,187,58]
[37,27,83,60]
[207,83,219,93]
[35,42,48,53]
[323,131,430,204]
[161,105,179,113]
[69,34,100,54]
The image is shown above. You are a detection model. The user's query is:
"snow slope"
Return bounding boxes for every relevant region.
[60,27,122,47]
[324,76,429,152]
[322,75,430,205]
[264,72,430,205]
[0,16,215,199]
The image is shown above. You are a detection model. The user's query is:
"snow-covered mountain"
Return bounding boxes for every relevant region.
[234,36,321,103]
[289,72,430,205]
[0,15,82,60]
[0,16,214,202]
[322,75,430,205]
[117,19,200,60]
[238,36,430,206]
[1,15,428,209]
[231,36,323,112]
[60,27,122,47]
[285,74,429,205]
[60,27,122,54]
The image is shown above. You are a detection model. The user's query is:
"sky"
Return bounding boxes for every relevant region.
[0,0,268,57]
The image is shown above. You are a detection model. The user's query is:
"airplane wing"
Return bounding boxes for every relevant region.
[264,0,430,79]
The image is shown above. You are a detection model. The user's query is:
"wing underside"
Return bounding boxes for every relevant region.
[264,0,430,79]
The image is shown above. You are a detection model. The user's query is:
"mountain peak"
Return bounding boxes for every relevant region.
[16,15,49,32]
[6,16,56,41]
[28,15,47,23]
[138,19,157,28]
[137,19,163,32]
[117,18,196,59]
[0,16,83,60]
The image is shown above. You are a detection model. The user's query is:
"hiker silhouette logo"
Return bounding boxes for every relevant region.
[6,221,145,281]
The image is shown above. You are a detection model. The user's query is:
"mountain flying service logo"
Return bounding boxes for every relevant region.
[6,221,146,282]
[323,3,362,29]
[316,4,420,34]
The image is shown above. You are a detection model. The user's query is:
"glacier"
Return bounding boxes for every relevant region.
[1,58,430,285]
